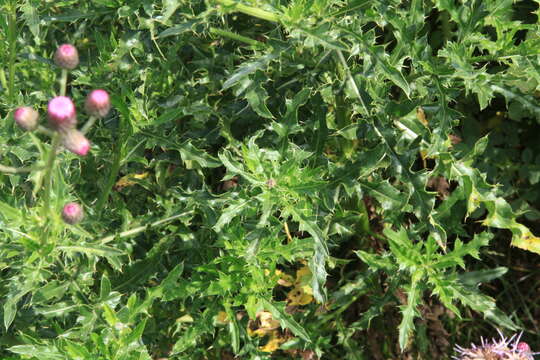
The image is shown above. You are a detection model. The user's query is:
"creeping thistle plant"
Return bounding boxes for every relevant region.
[2,43,112,340]
[1,0,539,359]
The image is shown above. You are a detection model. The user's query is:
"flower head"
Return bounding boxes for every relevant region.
[13,107,39,131]
[54,44,79,70]
[454,330,537,360]
[85,89,111,118]
[48,96,77,130]
[61,129,90,156]
[62,202,84,225]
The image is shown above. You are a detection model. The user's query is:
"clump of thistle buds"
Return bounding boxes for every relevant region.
[5,43,112,224]
[454,330,537,360]
[13,44,111,156]
[11,43,111,156]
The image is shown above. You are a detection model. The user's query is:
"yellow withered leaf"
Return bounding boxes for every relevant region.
[216,311,229,325]
[259,330,288,353]
[248,311,280,338]
[416,106,428,127]
[511,224,540,255]
[114,172,149,190]
[286,265,314,305]
[275,269,294,287]
[287,285,313,306]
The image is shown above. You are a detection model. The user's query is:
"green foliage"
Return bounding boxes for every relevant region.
[1,0,539,359]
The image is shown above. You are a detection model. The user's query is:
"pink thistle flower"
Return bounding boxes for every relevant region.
[62,202,84,224]
[54,44,79,70]
[61,129,90,156]
[85,89,111,118]
[48,96,77,130]
[13,107,39,131]
[454,330,538,360]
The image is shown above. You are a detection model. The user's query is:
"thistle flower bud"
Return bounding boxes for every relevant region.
[266,178,277,188]
[85,89,111,118]
[13,107,39,131]
[517,342,531,353]
[48,96,77,130]
[62,202,84,224]
[54,44,79,70]
[61,129,90,156]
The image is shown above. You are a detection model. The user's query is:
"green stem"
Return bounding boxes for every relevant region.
[42,133,61,217]
[37,125,55,137]
[0,68,7,92]
[336,50,368,115]
[471,54,535,62]
[209,27,264,47]
[0,164,45,174]
[7,1,17,104]
[59,69,68,96]
[214,0,279,22]
[95,142,122,212]
[81,116,96,134]
[98,211,194,244]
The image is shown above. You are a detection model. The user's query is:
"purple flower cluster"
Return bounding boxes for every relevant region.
[10,44,113,225]
[13,44,111,157]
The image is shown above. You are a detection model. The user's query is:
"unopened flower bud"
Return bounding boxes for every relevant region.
[48,96,76,130]
[517,342,531,353]
[61,129,90,156]
[266,178,277,188]
[85,89,111,118]
[54,44,79,70]
[13,107,39,131]
[62,202,84,224]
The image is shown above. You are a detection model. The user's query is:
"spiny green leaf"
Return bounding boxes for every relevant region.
[214,199,251,232]
[287,206,328,303]
[246,82,274,119]
[178,141,222,168]
[8,345,64,360]
[222,52,278,90]
[219,150,264,184]
[398,270,424,351]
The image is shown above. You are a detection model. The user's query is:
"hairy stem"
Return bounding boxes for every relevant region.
[0,68,7,93]
[37,125,54,137]
[59,69,68,96]
[42,133,61,217]
[0,164,45,174]
[7,1,17,104]
[213,0,279,22]
[98,211,194,244]
[209,27,265,47]
[81,116,96,134]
